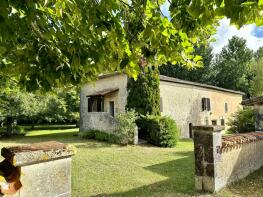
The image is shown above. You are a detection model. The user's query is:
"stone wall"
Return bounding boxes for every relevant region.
[80,112,117,132]
[193,126,263,193]
[160,80,243,138]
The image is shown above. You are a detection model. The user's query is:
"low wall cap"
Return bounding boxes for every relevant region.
[192,125,225,132]
[1,141,75,167]
[222,132,263,149]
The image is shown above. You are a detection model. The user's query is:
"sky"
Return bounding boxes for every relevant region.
[211,18,263,54]
[160,2,263,54]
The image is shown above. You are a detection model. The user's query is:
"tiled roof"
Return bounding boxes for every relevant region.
[241,95,263,106]
[221,132,263,150]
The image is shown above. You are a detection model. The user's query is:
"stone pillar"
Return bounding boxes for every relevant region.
[0,141,75,197]
[193,126,224,193]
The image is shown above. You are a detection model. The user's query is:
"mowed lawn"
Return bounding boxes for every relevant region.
[0,128,262,197]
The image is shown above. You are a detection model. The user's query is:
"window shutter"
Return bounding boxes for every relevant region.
[207,98,211,111]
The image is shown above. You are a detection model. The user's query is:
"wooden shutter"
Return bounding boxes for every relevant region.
[207,98,211,111]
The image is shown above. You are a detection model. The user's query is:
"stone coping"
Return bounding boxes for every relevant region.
[222,132,263,150]
[1,141,75,167]
[192,125,225,132]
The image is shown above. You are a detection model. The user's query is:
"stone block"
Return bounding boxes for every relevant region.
[0,141,74,197]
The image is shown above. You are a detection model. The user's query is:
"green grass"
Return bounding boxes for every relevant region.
[0,128,262,197]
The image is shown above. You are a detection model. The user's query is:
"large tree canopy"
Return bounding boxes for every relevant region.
[212,36,253,94]
[1,0,263,90]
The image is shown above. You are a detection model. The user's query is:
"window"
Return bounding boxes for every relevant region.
[87,96,104,112]
[225,103,228,113]
[221,118,225,126]
[109,101,114,116]
[160,97,163,112]
[212,120,217,125]
[189,123,193,138]
[202,98,211,111]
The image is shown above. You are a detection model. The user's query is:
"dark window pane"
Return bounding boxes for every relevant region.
[221,119,225,126]
[109,101,114,116]
[212,120,217,125]
[202,98,206,111]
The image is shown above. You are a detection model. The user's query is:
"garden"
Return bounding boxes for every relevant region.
[0,127,262,197]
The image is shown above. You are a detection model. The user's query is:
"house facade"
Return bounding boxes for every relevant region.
[80,73,244,138]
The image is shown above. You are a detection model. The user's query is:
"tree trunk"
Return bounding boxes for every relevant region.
[6,116,13,135]
[31,119,35,130]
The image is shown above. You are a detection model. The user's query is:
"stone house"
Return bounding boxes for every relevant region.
[242,95,263,131]
[80,73,244,138]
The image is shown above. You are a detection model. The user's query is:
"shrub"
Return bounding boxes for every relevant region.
[94,131,110,141]
[115,110,138,145]
[12,126,26,135]
[146,116,179,147]
[79,130,96,139]
[79,130,121,144]
[227,107,255,133]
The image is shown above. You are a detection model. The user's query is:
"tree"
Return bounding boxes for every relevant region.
[1,0,263,91]
[212,36,253,95]
[254,46,263,60]
[126,67,160,116]
[249,57,263,96]
[159,45,214,84]
[227,107,255,133]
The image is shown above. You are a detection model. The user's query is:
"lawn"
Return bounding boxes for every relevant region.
[0,128,262,197]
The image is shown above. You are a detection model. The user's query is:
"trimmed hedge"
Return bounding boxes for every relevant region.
[144,116,179,147]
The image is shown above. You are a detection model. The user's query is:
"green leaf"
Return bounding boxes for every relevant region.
[193,55,203,62]
[161,29,169,37]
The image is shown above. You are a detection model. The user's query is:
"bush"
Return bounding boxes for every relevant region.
[79,130,121,144]
[227,107,255,133]
[0,125,26,137]
[115,110,138,145]
[94,131,110,141]
[79,130,96,139]
[145,116,179,147]
[12,126,26,135]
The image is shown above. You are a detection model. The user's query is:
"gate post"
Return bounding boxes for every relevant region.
[192,125,224,193]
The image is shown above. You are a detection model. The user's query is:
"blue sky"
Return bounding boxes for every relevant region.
[160,2,263,54]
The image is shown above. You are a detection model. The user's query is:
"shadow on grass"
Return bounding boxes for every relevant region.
[101,151,195,197]
[0,131,116,149]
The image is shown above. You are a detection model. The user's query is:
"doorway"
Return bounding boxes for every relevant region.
[109,101,114,117]
[189,123,193,138]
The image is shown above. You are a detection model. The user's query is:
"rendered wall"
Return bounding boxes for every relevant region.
[160,81,243,138]
[80,112,117,132]
[80,74,128,132]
